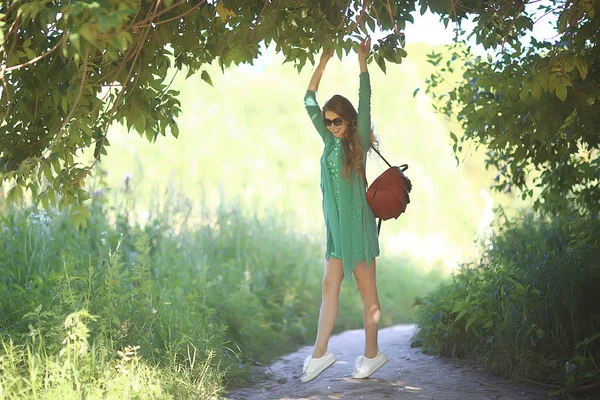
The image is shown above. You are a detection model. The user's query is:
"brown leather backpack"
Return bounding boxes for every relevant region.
[363,148,412,234]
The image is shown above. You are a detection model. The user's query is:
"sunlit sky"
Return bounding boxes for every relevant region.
[404,6,558,48]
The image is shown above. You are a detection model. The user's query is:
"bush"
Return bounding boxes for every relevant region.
[414,209,600,388]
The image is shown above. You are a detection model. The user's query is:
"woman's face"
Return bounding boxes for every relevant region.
[324,110,349,139]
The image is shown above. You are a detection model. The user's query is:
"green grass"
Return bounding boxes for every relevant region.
[413,209,600,389]
[0,175,448,398]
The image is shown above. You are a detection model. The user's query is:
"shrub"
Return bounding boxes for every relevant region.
[414,209,600,388]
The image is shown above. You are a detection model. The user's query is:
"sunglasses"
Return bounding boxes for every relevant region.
[324,117,344,127]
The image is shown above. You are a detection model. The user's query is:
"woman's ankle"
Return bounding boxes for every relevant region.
[312,347,327,358]
[364,348,379,359]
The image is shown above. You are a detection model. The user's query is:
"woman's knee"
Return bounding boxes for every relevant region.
[354,268,379,303]
[355,272,372,287]
[322,273,343,293]
[322,258,343,292]
[354,273,376,293]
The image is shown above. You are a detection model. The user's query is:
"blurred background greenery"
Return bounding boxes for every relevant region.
[94,41,522,273]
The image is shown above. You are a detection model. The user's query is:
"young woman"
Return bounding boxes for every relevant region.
[301,37,388,383]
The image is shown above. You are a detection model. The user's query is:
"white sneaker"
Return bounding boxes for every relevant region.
[300,352,337,383]
[352,351,388,379]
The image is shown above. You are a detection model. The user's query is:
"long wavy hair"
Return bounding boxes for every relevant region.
[322,95,378,182]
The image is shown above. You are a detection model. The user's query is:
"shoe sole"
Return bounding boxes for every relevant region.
[300,357,336,383]
[352,357,388,379]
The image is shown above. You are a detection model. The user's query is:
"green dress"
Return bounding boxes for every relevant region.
[304,72,380,281]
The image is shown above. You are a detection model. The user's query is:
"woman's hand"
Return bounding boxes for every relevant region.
[358,36,371,60]
[358,36,371,73]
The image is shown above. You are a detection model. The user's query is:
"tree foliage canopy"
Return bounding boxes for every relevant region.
[424,0,599,214]
[1,0,599,227]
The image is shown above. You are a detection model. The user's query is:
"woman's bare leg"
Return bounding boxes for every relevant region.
[353,259,380,358]
[312,257,344,358]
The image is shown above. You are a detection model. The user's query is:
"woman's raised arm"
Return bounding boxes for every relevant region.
[357,37,372,149]
[305,49,334,141]
[358,37,370,73]
[308,49,333,92]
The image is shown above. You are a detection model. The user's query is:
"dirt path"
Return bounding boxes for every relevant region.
[226,324,553,400]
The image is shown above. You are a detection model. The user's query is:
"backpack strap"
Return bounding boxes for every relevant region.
[372,148,409,172]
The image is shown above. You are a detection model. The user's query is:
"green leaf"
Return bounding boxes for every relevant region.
[48,187,56,206]
[465,317,476,332]
[530,81,542,100]
[71,204,91,220]
[514,16,533,31]
[455,310,466,322]
[555,84,567,102]
[61,97,69,114]
[29,183,38,199]
[79,24,97,44]
[367,15,376,32]
[23,47,37,60]
[41,192,49,211]
[72,213,87,231]
[51,157,61,174]
[43,163,53,181]
[201,70,213,86]
[558,11,569,33]
[375,54,386,74]
[519,89,528,102]
[575,57,589,80]
[81,123,93,137]
[70,32,81,52]
[171,123,179,138]
[6,185,23,204]
[564,54,575,72]
[452,302,464,313]
[450,131,458,143]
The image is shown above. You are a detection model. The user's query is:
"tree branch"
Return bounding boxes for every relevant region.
[501,0,525,53]
[346,0,370,34]
[250,0,270,41]
[40,49,90,162]
[371,3,382,30]
[5,36,65,72]
[336,0,353,30]
[146,0,206,27]
[131,0,188,30]
[385,0,399,34]
[88,0,161,171]
[0,39,17,127]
